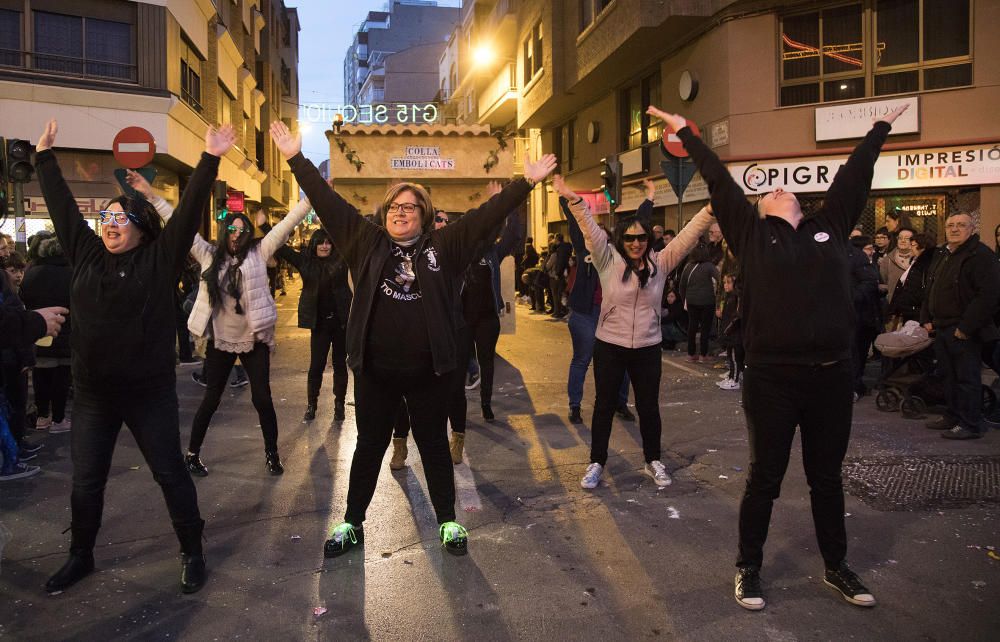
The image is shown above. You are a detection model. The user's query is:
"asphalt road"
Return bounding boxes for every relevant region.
[1,278,998,641]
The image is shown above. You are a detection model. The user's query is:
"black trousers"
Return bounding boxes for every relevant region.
[394,325,472,439]
[687,304,715,357]
[307,317,348,405]
[935,326,984,432]
[34,365,72,423]
[347,367,455,525]
[590,340,662,466]
[550,276,567,316]
[189,342,279,454]
[726,344,745,382]
[737,361,853,570]
[2,365,28,442]
[176,298,193,361]
[69,384,203,554]
[467,313,501,406]
[853,324,879,394]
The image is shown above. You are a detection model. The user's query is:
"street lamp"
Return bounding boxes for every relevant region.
[472,43,496,68]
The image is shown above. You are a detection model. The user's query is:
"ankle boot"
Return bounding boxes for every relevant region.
[175,519,206,594]
[389,437,407,470]
[185,452,208,477]
[334,398,346,421]
[265,451,284,475]
[45,550,95,593]
[481,403,495,423]
[303,401,317,421]
[449,432,465,465]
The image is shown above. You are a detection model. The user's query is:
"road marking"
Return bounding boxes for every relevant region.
[454,449,483,513]
[662,357,703,376]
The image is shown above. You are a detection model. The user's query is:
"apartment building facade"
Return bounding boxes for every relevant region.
[0,0,300,241]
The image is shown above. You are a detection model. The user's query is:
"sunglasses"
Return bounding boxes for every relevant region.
[387,203,421,214]
[99,210,141,226]
[434,215,448,224]
[623,233,648,244]
[226,225,249,235]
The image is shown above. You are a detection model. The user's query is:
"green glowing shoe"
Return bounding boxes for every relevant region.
[324,522,363,558]
[439,521,468,556]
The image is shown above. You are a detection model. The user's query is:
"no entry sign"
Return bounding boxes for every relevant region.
[113,127,156,168]
[662,119,701,158]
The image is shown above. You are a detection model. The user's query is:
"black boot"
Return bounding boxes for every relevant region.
[175,520,206,594]
[569,406,583,424]
[185,452,208,477]
[303,402,317,421]
[481,403,495,423]
[265,451,284,475]
[45,550,94,593]
[333,398,346,421]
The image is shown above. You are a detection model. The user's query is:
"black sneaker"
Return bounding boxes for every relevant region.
[303,403,317,421]
[229,373,250,388]
[19,441,43,455]
[185,452,208,477]
[481,403,495,423]
[265,451,284,475]
[941,425,982,440]
[324,522,363,558]
[925,416,955,430]
[569,406,583,424]
[191,371,207,387]
[18,448,38,462]
[734,566,765,610]
[823,563,876,606]
[615,405,636,422]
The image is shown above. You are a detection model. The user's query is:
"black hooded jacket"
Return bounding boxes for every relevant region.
[276,231,353,330]
[921,234,1000,341]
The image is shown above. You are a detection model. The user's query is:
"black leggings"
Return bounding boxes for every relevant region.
[2,365,28,442]
[347,367,455,525]
[396,327,471,439]
[687,304,715,357]
[189,342,279,454]
[726,344,746,381]
[590,340,662,466]
[34,365,72,423]
[307,318,348,404]
[467,313,501,406]
[69,384,203,554]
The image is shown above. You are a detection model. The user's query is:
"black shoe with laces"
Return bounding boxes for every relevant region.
[191,371,207,388]
[615,405,636,422]
[823,562,876,606]
[45,552,95,594]
[569,406,583,424]
[180,554,207,594]
[19,440,43,455]
[941,425,982,440]
[481,403,495,423]
[303,403,317,421]
[185,452,208,477]
[265,451,284,475]
[324,522,363,558]
[734,566,765,610]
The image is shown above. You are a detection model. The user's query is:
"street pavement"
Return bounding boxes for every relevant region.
[1,277,998,641]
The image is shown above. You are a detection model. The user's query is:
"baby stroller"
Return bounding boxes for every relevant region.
[874,321,997,419]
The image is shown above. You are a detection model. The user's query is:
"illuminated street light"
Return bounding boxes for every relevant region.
[473,44,496,68]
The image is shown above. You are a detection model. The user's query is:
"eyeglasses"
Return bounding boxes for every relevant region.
[623,233,648,244]
[434,215,448,224]
[99,210,141,226]
[945,222,971,229]
[227,225,249,235]
[387,203,422,214]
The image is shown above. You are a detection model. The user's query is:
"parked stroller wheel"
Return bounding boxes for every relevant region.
[982,386,997,415]
[876,389,900,412]
[900,396,927,419]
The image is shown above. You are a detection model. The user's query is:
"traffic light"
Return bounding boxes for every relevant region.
[213,180,228,220]
[5,138,33,184]
[600,156,622,211]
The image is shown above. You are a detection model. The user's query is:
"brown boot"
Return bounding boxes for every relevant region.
[389,437,408,470]
[449,432,465,465]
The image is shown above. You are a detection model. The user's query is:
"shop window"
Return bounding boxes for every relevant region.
[620,71,661,151]
[875,0,972,96]
[33,11,134,82]
[0,9,22,67]
[522,20,542,84]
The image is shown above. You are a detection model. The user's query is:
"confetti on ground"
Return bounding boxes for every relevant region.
[290,535,301,541]
[667,507,680,519]
[707,449,718,453]
[989,551,1000,561]
[129,466,141,471]
[313,607,327,617]
[718,475,729,480]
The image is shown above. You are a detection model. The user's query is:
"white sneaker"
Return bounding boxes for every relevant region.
[49,419,72,434]
[645,460,672,487]
[718,379,741,391]
[35,416,52,431]
[580,462,603,489]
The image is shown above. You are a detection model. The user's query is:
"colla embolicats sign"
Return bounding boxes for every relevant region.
[390,146,456,171]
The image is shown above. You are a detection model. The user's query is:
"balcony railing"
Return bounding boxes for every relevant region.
[478,61,516,117]
[0,48,137,83]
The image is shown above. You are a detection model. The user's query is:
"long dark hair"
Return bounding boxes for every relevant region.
[613,215,657,288]
[104,195,162,243]
[204,212,260,313]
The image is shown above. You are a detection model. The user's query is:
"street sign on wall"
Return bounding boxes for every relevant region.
[112,127,156,168]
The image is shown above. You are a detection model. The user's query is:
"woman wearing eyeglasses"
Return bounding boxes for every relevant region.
[270,121,556,557]
[34,119,233,595]
[131,172,312,477]
[653,103,909,610]
[550,174,714,492]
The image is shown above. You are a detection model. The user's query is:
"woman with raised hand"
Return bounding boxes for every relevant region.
[649,103,909,611]
[270,120,555,558]
[127,170,312,477]
[551,174,714,491]
[35,119,233,595]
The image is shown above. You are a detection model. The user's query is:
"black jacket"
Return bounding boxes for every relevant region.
[848,244,881,329]
[288,152,533,376]
[276,242,353,330]
[550,240,573,278]
[20,255,73,359]
[921,234,1000,341]
[0,307,46,350]
[520,245,539,270]
[889,249,935,322]
[680,121,891,365]
[35,149,218,388]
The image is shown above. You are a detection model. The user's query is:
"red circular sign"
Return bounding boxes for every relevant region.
[662,119,700,158]
[112,126,156,169]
